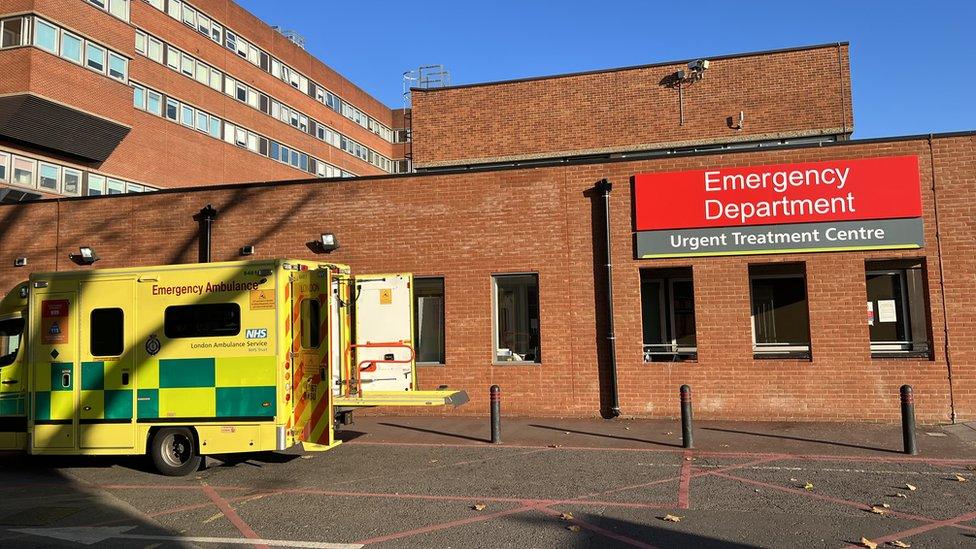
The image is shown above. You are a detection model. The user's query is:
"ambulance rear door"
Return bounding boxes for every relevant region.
[352,274,414,393]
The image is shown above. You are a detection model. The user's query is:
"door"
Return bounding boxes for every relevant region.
[289,267,333,448]
[30,291,77,450]
[330,274,350,397]
[78,279,135,449]
[352,274,415,393]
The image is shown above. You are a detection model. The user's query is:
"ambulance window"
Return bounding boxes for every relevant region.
[165,303,240,338]
[90,308,124,357]
[0,317,24,367]
[300,299,321,349]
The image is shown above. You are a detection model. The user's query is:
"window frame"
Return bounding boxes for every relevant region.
[1,17,28,49]
[32,18,59,54]
[164,303,242,339]
[86,173,106,195]
[866,262,932,359]
[491,273,542,365]
[60,30,83,64]
[37,162,60,192]
[107,51,127,81]
[0,151,8,183]
[414,276,446,366]
[62,167,81,196]
[641,272,698,362]
[11,156,36,188]
[85,41,106,73]
[749,269,812,359]
[90,308,124,358]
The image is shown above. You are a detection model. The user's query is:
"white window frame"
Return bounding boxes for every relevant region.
[60,30,83,64]
[866,269,916,354]
[749,272,811,356]
[491,273,542,365]
[85,42,105,73]
[11,156,36,188]
[107,51,127,81]
[32,18,59,54]
[106,178,125,195]
[146,90,162,115]
[86,174,105,195]
[108,0,129,21]
[37,162,60,192]
[0,151,9,182]
[62,167,81,196]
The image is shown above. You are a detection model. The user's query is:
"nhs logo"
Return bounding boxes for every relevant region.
[246,328,268,339]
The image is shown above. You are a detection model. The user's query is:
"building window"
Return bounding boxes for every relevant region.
[86,42,105,72]
[147,36,163,63]
[866,260,931,357]
[165,98,178,120]
[12,157,35,187]
[750,263,811,359]
[60,31,82,64]
[108,0,129,21]
[1,18,26,48]
[62,168,81,195]
[492,274,541,363]
[0,152,8,182]
[414,277,445,365]
[146,90,161,115]
[108,52,126,81]
[38,163,60,192]
[106,178,125,194]
[181,104,194,127]
[90,308,124,357]
[132,84,145,109]
[165,303,241,338]
[641,268,697,362]
[87,174,105,195]
[33,19,58,53]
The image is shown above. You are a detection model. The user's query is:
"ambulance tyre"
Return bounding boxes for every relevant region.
[150,427,202,476]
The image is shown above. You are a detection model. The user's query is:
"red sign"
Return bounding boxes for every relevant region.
[634,156,922,231]
[41,299,69,345]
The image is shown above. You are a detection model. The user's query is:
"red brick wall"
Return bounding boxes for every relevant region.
[411,44,854,168]
[1,131,972,424]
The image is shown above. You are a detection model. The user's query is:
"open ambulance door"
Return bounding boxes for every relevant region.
[336,273,467,408]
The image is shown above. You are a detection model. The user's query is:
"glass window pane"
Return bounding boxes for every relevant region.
[61,32,82,63]
[414,278,445,364]
[87,174,105,195]
[300,299,322,349]
[86,43,105,72]
[91,308,124,357]
[867,271,909,345]
[196,111,207,132]
[181,105,193,126]
[148,37,162,63]
[208,116,221,138]
[126,183,143,193]
[109,0,129,20]
[147,91,161,115]
[106,178,125,194]
[0,152,8,182]
[135,30,146,53]
[750,265,810,357]
[108,52,126,80]
[165,98,178,120]
[165,304,241,338]
[132,85,145,109]
[38,163,59,191]
[493,274,541,363]
[33,19,58,53]
[12,157,35,187]
[2,18,24,48]
[62,168,81,195]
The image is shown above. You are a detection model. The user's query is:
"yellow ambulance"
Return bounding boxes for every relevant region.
[0,259,466,475]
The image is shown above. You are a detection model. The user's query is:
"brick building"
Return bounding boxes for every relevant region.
[1,1,974,424]
[0,0,405,201]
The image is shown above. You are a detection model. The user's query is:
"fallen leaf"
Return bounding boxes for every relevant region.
[559,512,574,521]
[860,536,878,549]
[661,514,682,523]
[548,444,561,448]
[429,459,438,464]
[870,506,888,515]
[889,541,911,548]
[804,482,814,490]
[953,474,969,482]
[666,432,673,435]
[472,504,486,511]
[567,525,581,533]
[754,489,760,493]
[624,427,631,431]
[790,478,798,482]
[966,465,976,471]
[684,457,692,461]
[875,503,891,509]
[300,455,314,459]
[893,493,908,498]
[906,483,917,491]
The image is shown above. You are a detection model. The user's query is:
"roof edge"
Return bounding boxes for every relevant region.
[411,42,850,93]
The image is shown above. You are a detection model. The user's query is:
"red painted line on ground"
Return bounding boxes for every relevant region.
[678,450,692,509]
[537,506,658,549]
[712,471,939,524]
[355,502,546,545]
[346,440,976,465]
[201,483,267,549]
[840,510,976,548]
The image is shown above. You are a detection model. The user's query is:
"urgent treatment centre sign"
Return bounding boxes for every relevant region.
[633,155,924,258]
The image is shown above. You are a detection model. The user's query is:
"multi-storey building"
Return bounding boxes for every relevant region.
[0,0,406,201]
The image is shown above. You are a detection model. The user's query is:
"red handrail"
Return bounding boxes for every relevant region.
[345,341,415,395]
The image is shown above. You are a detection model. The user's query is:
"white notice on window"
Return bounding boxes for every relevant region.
[867,301,875,326]
[878,300,898,323]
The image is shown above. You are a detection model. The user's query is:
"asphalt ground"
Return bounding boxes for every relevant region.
[1,417,975,548]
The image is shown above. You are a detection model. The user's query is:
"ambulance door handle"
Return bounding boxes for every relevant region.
[0,380,17,385]
[61,372,71,388]
[121,371,130,386]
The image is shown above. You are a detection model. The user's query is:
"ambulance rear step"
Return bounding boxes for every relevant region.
[334,389,469,408]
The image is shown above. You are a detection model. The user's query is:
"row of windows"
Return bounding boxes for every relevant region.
[85,0,130,22]
[141,0,398,143]
[131,83,353,179]
[640,260,931,362]
[0,16,127,82]
[134,29,396,173]
[0,150,156,196]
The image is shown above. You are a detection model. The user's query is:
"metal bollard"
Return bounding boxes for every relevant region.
[900,385,918,455]
[490,385,501,444]
[680,384,693,449]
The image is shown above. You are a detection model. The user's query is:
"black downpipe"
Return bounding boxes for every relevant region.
[197,204,218,263]
[596,179,621,417]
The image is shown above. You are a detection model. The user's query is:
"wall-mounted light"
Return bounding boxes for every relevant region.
[240,245,255,256]
[14,257,27,267]
[319,233,339,253]
[68,246,99,266]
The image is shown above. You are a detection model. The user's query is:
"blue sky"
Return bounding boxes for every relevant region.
[237,1,975,139]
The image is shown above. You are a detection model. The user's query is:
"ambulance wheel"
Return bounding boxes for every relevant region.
[150,428,201,476]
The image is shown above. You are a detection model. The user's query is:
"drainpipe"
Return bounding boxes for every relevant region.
[197,204,218,263]
[596,179,621,417]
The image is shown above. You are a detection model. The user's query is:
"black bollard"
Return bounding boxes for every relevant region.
[900,385,918,455]
[680,384,693,449]
[490,385,501,444]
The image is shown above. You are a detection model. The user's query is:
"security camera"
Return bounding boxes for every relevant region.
[688,59,710,72]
